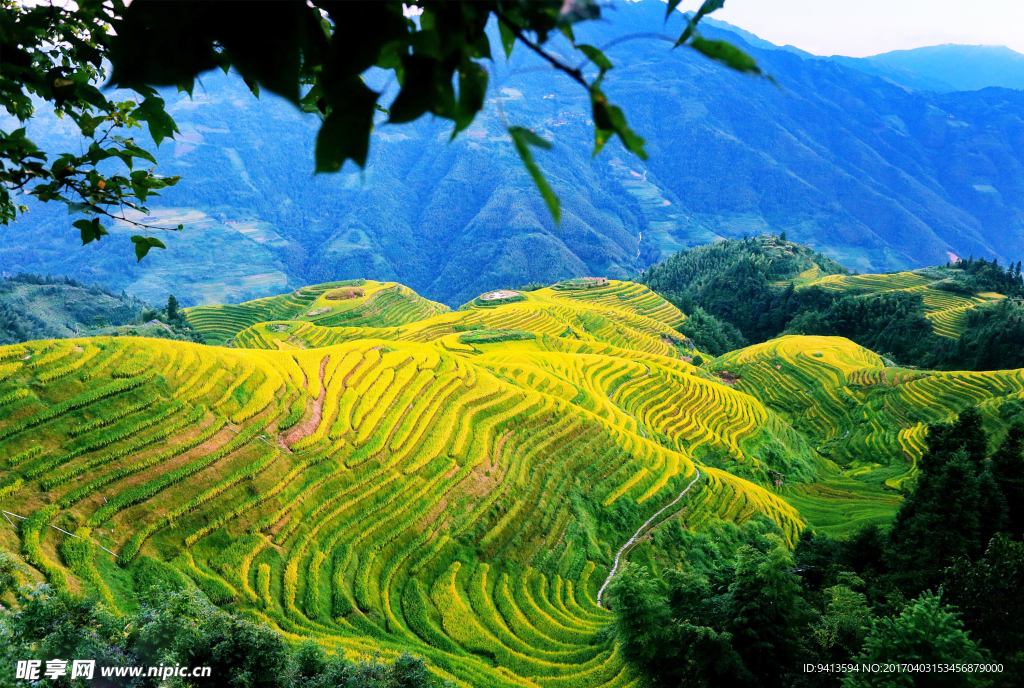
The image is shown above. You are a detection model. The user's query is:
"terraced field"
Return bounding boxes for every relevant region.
[4,278,1022,685]
[235,281,691,361]
[709,335,1024,493]
[801,270,1006,338]
[184,280,450,345]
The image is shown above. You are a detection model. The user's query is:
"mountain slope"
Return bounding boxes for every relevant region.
[831,45,1024,93]
[4,277,1024,684]
[184,280,450,346]
[640,236,1024,367]
[2,2,1024,306]
[0,275,146,345]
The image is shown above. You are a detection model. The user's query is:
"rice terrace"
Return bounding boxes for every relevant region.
[3,0,1024,685]
[3,276,1023,686]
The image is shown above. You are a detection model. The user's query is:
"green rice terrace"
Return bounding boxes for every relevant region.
[183,280,451,346]
[2,278,1023,686]
[796,268,1007,339]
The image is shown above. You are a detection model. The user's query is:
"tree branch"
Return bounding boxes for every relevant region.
[494,12,589,89]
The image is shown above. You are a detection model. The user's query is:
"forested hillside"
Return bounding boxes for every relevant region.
[0,274,144,344]
[3,1,1024,307]
[3,278,1024,685]
[0,274,202,346]
[642,236,1024,369]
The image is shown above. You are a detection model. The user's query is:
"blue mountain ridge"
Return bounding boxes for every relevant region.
[1,0,1022,307]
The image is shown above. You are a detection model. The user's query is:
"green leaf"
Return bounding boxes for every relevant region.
[389,56,451,124]
[133,96,178,146]
[130,235,167,262]
[123,143,157,165]
[688,36,762,75]
[577,45,613,72]
[314,78,379,172]
[695,0,726,19]
[498,21,516,60]
[74,218,108,245]
[676,0,726,46]
[508,126,560,224]
[453,61,488,136]
[590,88,647,160]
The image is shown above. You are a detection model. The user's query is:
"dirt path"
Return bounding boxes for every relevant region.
[284,356,328,448]
[597,467,702,609]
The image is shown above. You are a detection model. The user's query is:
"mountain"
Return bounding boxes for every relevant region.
[0,274,143,344]
[831,44,1024,93]
[3,276,1023,685]
[2,0,1024,308]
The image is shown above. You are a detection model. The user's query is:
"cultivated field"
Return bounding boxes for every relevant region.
[3,279,1022,685]
[800,270,1007,339]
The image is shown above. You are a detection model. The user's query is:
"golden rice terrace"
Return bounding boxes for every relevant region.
[2,279,1022,687]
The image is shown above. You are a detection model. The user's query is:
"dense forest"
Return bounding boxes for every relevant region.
[642,237,1024,369]
[610,409,1024,688]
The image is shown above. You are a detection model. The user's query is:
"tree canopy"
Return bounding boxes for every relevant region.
[0,0,763,260]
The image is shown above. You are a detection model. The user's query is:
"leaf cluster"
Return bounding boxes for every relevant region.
[4,0,766,260]
[1,0,181,257]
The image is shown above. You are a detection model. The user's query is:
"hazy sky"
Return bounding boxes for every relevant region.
[676,0,1024,57]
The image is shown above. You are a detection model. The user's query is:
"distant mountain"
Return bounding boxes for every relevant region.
[2,0,1024,307]
[831,44,1024,93]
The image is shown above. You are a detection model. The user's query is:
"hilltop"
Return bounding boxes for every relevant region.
[0,273,204,346]
[641,236,1024,368]
[3,276,1024,685]
[184,280,450,346]
[0,274,146,345]
[830,44,1024,93]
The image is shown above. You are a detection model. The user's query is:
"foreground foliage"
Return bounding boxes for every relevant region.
[0,584,448,688]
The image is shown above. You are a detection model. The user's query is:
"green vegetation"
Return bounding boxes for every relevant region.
[640,236,847,352]
[643,237,1024,369]
[0,273,203,345]
[0,584,450,688]
[610,408,1024,687]
[184,281,448,346]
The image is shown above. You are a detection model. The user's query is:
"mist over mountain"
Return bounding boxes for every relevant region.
[2,0,1023,307]
[831,44,1024,93]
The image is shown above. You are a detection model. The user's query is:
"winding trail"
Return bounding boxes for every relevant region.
[597,467,702,608]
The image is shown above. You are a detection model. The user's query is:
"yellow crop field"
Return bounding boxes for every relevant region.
[184,280,450,345]
[4,277,1022,685]
[710,334,1024,491]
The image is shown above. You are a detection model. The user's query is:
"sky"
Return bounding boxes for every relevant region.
[676,0,1024,57]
